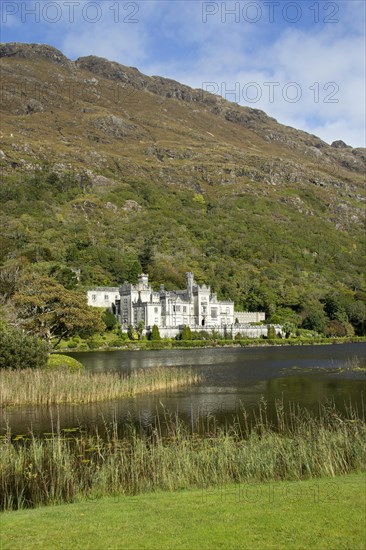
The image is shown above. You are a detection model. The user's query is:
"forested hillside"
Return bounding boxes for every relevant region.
[1,43,365,335]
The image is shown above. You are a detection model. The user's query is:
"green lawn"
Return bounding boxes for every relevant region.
[1,473,365,550]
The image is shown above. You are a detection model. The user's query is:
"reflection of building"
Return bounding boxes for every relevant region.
[87,272,267,338]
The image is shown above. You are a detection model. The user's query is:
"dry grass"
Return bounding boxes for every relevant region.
[0,367,202,406]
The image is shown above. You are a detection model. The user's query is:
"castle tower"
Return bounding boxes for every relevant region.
[186,272,194,298]
[138,273,149,287]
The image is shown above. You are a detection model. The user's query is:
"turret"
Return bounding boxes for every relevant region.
[138,273,149,287]
[186,272,194,298]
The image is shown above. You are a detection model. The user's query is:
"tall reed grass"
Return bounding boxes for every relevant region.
[0,367,202,406]
[1,400,365,510]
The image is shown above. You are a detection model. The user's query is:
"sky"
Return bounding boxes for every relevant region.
[1,0,365,147]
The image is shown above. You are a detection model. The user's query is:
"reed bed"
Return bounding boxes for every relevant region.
[0,367,202,406]
[1,400,365,510]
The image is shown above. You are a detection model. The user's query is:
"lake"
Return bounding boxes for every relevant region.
[1,343,365,436]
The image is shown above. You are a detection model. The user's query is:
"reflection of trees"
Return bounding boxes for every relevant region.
[265,376,364,414]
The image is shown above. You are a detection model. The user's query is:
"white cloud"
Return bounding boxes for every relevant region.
[61,25,148,66]
[57,1,149,65]
[143,8,365,147]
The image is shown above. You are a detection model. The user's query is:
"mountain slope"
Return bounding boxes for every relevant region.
[0,42,365,325]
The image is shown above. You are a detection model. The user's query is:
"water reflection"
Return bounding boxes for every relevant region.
[1,344,365,435]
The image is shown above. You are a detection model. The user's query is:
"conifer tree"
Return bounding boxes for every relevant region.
[150,324,161,341]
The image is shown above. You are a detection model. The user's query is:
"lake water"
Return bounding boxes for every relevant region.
[1,343,365,436]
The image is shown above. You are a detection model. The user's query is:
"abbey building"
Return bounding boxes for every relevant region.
[87,272,266,337]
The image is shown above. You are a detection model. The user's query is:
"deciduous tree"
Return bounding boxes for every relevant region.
[13,274,105,347]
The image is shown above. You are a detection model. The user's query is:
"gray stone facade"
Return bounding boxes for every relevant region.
[87,272,270,337]
[118,272,236,330]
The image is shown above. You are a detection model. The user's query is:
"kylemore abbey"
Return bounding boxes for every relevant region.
[87,272,274,338]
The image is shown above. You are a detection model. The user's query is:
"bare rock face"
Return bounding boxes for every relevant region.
[331,140,352,149]
[0,43,72,67]
[91,175,117,187]
[72,200,98,211]
[25,98,44,114]
[76,56,148,89]
[76,56,218,105]
[105,201,118,213]
[92,115,135,138]
[123,200,142,212]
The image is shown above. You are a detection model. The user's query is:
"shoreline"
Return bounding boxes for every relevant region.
[55,336,366,354]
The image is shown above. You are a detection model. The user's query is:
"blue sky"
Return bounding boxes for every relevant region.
[1,0,365,146]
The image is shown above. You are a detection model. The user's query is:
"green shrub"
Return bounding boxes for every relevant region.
[146,341,166,350]
[78,343,89,351]
[127,325,139,341]
[191,330,210,340]
[66,340,78,349]
[45,354,84,372]
[172,340,208,348]
[0,327,49,370]
[181,326,192,340]
[87,340,101,350]
[324,320,348,337]
[109,339,125,348]
[103,309,117,331]
[217,339,231,346]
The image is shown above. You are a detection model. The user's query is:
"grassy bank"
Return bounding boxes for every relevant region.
[0,366,202,407]
[1,401,365,511]
[54,335,366,352]
[1,472,365,550]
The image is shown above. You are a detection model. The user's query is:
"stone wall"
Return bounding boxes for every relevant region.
[235,311,266,323]
[121,324,284,339]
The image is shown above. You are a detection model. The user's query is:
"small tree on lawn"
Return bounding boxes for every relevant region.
[127,324,139,340]
[137,320,145,340]
[181,325,192,340]
[282,321,295,339]
[324,320,347,337]
[150,324,161,341]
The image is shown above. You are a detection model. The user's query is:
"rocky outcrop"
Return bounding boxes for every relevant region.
[92,115,135,138]
[331,140,351,149]
[0,42,72,67]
